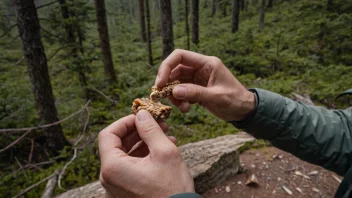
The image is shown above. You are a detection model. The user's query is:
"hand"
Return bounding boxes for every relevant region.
[155,49,256,121]
[98,110,194,198]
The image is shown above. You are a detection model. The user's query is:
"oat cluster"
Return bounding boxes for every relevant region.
[131,80,180,120]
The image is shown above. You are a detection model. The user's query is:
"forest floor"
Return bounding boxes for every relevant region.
[202,147,342,198]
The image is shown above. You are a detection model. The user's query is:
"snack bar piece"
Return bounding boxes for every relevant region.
[150,80,180,102]
[131,98,172,120]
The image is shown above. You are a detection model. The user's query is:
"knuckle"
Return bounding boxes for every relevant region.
[100,164,116,185]
[160,145,180,158]
[193,87,202,101]
[209,56,222,66]
[173,48,183,54]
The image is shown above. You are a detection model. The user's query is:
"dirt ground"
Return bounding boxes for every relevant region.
[202,147,343,198]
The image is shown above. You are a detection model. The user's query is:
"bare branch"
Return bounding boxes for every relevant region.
[90,86,117,105]
[47,44,75,61]
[13,170,59,198]
[0,23,17,38]
[24,160,56,169]
[58,148,77,190]
[28,138,34,163]
[40,26,62,40]
[41,172,58,198]
[0,100,91,133]
[15,156,29,182]
[0,129,32,153]
[36,0,59,9]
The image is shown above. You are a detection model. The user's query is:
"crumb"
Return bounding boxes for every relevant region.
[150,80,180,102]
[131,98,172,120]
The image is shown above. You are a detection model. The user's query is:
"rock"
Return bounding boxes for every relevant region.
[237,181,242,185]
[55,133,254,198]
[246,174,259,187]
[294,171,310,179]
[282,185,293,195]
[250,164,256,169]
[312,187,320,193]
[225,186,231,192]
[296,187,303,194]
[332,175,342,183]
[308,171,319,176]
[215,188,218,193]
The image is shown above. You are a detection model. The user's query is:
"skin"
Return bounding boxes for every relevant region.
[99,49,256,197]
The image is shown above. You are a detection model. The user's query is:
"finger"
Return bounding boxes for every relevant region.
[128,136,177,157]
[156,49,209,87]
[98,115,136,161]
[135,110,174,153]
[122,121,168,153]
[167,96,190,113]
[170,65,196,81]
[173,84,214,104]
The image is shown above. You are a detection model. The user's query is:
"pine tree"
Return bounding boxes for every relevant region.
[160,0,174,60]
[15,0,67,153]
[94,0,117,82]
[191,0,199,45]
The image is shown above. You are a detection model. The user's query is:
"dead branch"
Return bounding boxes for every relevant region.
[11,56,24,66]
[28,139,34,163]
[36,0,59,9]
[58,147,78,190]
[24,160,56,169]
[0,129,33,153]
[15,156,29,182]
[0,23,17,38]
[40,171,58,198]
[0,100,91,133]
[13,171,58,198]
[47,44,75,61]
[90,86,117,105]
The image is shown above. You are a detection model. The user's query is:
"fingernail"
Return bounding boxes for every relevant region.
[174,85,186,99]
[155,75,160,86]
[137,110,152,121]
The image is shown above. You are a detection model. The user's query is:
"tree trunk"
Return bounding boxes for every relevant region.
[77,26,90,100]
[240,0,244,11]
[244,0,248,11]
[259,0,265,31]
[159,0,174,60]
[267,0,273,8]
[145,0,153,65]
[222,0,227,17]
[231,0,240,33]
[185,0,190,49]
[327,0,332,10]
[191,0,199,45]
[211,0,217,17]
[94,0,116,82]
[139,0,147,42]
[15,0,67,153]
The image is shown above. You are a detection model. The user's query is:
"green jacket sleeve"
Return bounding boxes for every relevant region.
[232,88,352,176]
[168,193,202,198]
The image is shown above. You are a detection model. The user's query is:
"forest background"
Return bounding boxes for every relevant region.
[0,0,351,197]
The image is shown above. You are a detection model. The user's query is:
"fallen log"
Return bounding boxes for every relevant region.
[55,132,254,198]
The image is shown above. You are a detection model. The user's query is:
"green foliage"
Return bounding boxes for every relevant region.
[0,0,352,197]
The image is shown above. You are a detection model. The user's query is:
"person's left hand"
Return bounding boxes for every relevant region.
[98,110,195,198]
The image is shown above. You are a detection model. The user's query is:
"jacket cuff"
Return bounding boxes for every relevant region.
[230,88,287,140]
[168,192,202,198]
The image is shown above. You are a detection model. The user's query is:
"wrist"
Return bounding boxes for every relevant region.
[237,90,256,121]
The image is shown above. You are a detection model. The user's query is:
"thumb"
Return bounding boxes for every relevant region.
[135,110,174,153]
[173,84,213,103]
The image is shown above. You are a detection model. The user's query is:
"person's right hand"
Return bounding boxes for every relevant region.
[155,49,256,122]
